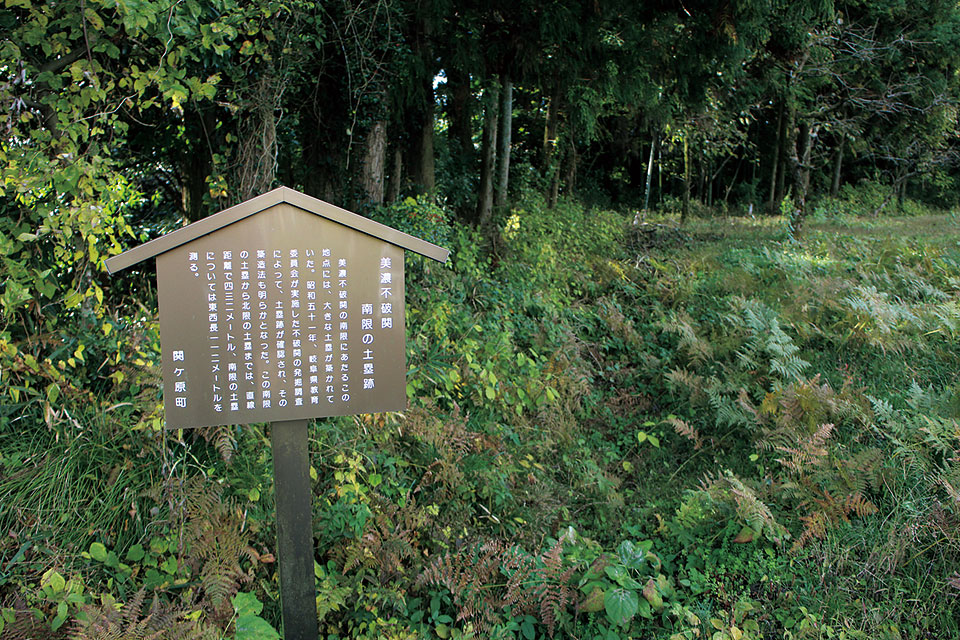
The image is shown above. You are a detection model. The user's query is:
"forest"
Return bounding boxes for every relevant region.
[2,0,960,638]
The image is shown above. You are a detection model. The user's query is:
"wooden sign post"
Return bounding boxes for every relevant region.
[106,187,448,639]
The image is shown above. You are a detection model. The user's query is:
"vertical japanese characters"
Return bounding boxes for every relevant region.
[159,235,404,428]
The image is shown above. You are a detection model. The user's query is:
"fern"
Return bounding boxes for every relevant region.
[70,590,218,640]
[418,538,575,636]
[725,297,810,384]
[180,477,257,615]
[0,598,56,640]
[661,311,713,366]
[335,494,430,583]
[666,416,705,450]
[687,471,788,544]
[196,424,237,463]
[776,423,834,474]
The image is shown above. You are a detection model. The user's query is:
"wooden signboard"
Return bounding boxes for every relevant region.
[106,187,448,640]
[107,187,447,427]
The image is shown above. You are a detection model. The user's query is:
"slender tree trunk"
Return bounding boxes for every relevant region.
[563,140,577,196]
[360,120,387,206]
[544,84,561,207]
[657,139,663,208]
[700,156,709,207]
[799,122,813,195]
[548,164,561,208]
[681,134,690,224]
[543,86,559,168]
[408,14,435,196]
[775,104,790,212]
[831,137,844,197]
[236,72,283,204]
[788,115,816,233]
[385,147,402,204]
[643,132,656,211]
[446,66,474,163]
[414,94,436,194]
[476,83,499,227]
[768,102,783,214]
[495,74,513,207]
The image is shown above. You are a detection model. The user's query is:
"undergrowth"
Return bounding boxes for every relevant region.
[1,193,959,639]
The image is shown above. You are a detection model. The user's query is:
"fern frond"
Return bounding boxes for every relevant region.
[666,416,704,450]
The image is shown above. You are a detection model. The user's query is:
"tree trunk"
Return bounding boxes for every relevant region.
[799,122,813,196]
[657,139,663,208]
[897,173,907,212]
[386,147,402,203]
[495,74,513,207]
[408,13,435,196]
[446,66,474,163]
[768,102,783,214]
[476,83,499,227]
[563,140,577,197]
[181,113,212,222]
[360,120,387,206]
[788,114,816,233]
[544,84,561,207]
[236,73,280,203]
[413,95,436,195]
[774,103,789,212]
[643,132,656,211]
[831,137,844,198]
[681,134,690,224]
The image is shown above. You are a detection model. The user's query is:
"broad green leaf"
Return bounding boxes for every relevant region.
[232,592,264,617]
[43,569,66,593]
[235,615,280,640]
[160,556,177,574]
[521,619,535,639]
[604,587,638,627]
[89,542,108,562]
[52,602,67,631]
[581,586,605,612]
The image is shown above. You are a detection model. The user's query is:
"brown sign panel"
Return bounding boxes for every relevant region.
[156,203,406,428]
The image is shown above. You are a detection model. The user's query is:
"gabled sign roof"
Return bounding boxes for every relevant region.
[105,186,449,273]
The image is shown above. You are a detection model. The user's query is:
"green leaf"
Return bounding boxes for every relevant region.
[521,618,535,639]
[160,556,177,575]
[581,586,605,613]
[232,592,264,617]
[235,615,280,640]
[43,569,66,593]
[604,588,638,627]
[51,602,67,631]
[617,541,647,571]
[604,565,631,586]
[89,542,108,562]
